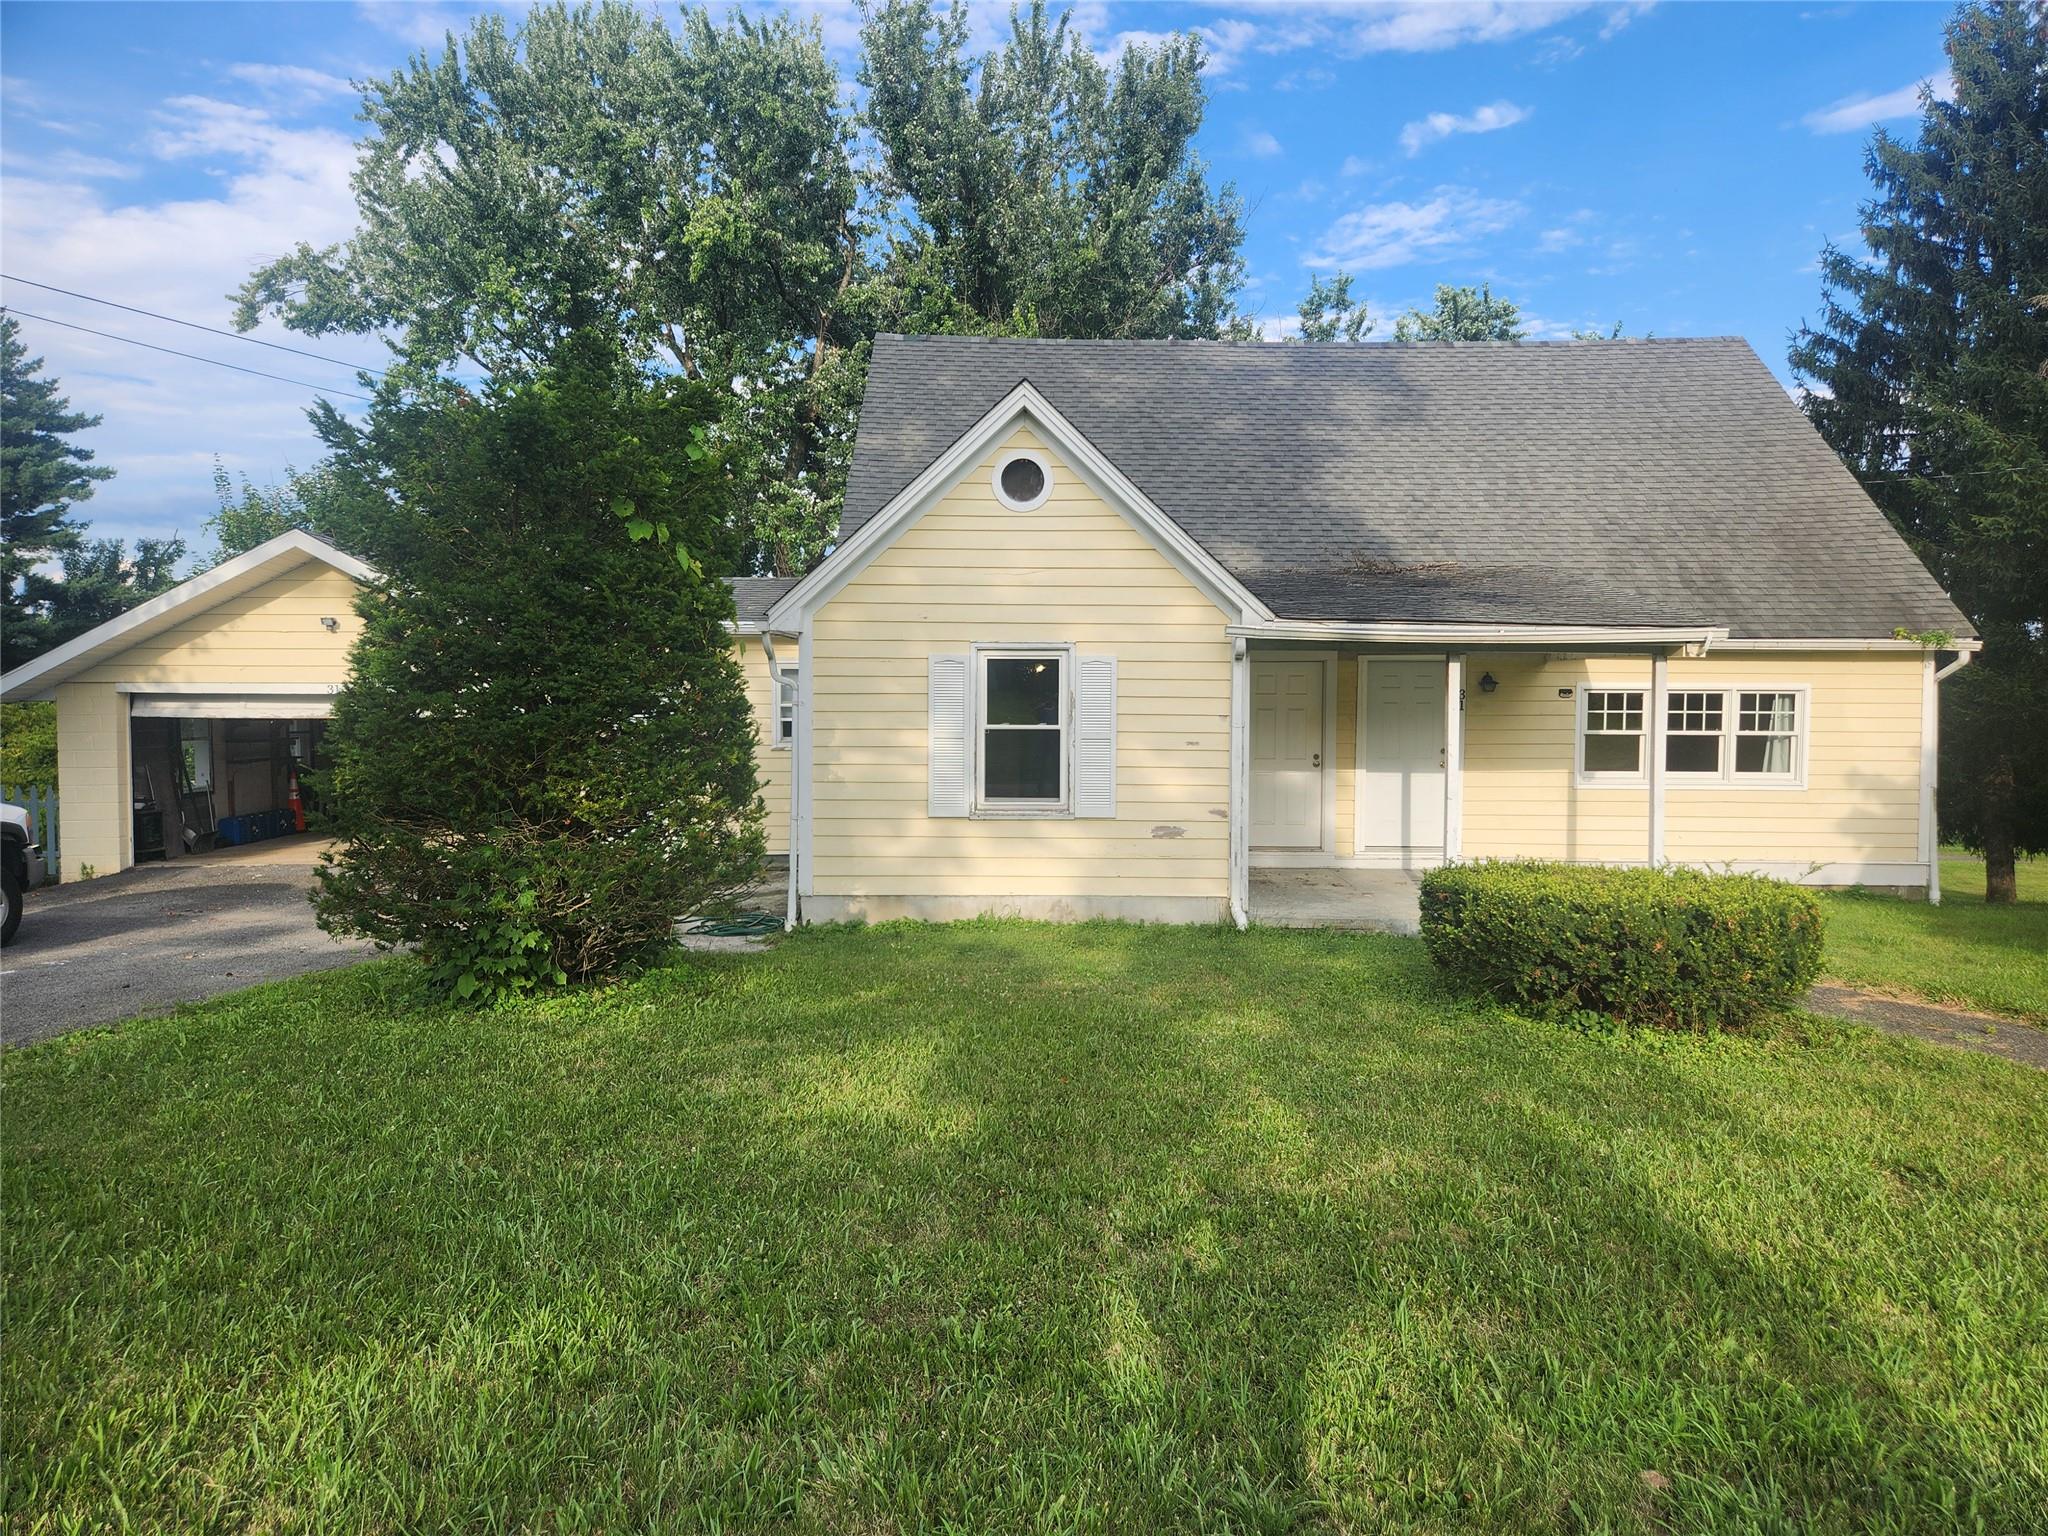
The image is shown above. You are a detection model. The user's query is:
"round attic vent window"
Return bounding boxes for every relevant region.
[993,451,1051,511]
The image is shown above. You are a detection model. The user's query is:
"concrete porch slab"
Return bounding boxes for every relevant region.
[1250,867,1424,935]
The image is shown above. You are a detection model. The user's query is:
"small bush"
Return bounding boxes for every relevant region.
[1419,861,1825,1031]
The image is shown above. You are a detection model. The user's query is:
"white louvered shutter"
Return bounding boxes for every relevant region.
[928,654,972,817]
[1072,654,1117,819]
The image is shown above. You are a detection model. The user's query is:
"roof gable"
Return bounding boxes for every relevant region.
[768,381,1270,629]
[842,334,1970,641]
[0,531,376,701]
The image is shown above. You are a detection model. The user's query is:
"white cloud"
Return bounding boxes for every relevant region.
[1260,315,1302,341]
[0,93,379,552]
[1304,186,1523,269]
[1397,99,1530,156]
[1332,2,1597,55]
[1536,226,1580,253]
[225,63,359,108]
[1802,70,1952,134]
[1339,154,1372,178]
[355,1,478,52]
[1244,128,1284,158]
[1599,2,1658,40]
[0,148,138,181]
[1095,16,1259,76]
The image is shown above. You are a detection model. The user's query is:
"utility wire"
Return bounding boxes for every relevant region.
[0,272,389,377]
[0,307,378,403]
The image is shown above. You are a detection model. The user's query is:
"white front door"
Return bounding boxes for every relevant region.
[1361,660,1447,854]
[1251,659,1325,848]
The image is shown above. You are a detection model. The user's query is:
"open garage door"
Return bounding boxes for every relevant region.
[128,703,330,862]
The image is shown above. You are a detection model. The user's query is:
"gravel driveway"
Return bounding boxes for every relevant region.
[1,840,375,1049]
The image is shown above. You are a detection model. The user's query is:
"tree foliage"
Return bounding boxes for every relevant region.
[203,458,351,566]
[1791,0,2047,902]
[1393,283,1527,342]
[1294,272,1374,343]
[1,313,115,669]
[0,701,57,791]
[309,338,763,998]
[859,0,1245,340]
[232,0,1247,577]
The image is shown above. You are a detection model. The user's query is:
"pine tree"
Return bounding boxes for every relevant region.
[1791,0,2047,903]
[309,336,764,997]
[1,313,114,669]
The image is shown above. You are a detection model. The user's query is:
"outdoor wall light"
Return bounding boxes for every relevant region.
[320,616,340,632]
[1478,672,1499,694]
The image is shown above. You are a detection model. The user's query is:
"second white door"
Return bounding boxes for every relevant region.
[1251,659,1325,848]
[1361,660,1446,854]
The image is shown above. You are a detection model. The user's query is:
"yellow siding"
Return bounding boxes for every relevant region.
[736,635,791,854]
[54,682,129,881]
[73,564,362,686]
[808,425,1231,913]
[1459,651,1924,867]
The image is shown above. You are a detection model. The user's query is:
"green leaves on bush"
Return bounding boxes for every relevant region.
[308,336,765,1003]
[1419,862,1825,1032]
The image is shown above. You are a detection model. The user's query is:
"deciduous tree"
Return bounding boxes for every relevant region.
[1393,283,1526,342]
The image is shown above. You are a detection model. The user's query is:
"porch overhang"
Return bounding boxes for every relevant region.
[1226,621,1728,653]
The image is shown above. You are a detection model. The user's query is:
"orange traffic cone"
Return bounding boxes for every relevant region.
[288,767,306,833]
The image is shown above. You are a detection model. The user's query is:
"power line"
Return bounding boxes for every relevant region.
[1,307,378,403]
[0,273,389,378]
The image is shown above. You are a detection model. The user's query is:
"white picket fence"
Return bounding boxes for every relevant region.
[3,784,57,872]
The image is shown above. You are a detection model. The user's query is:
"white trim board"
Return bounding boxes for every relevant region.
[765,382,1271,631]
[0,531,376,702]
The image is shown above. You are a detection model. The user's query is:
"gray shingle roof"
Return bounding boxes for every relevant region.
[727,576,798,625]
[842,334,1970,640]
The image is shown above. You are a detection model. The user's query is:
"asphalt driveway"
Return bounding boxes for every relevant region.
[1,839,376,1049]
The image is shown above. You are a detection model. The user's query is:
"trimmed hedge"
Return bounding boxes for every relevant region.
[1419,861,1825,1031]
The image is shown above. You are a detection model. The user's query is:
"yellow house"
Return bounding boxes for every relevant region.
[6,335,1977,924]
[754,334,1977,927]
[0,541,798,883]
[0,533,373,882]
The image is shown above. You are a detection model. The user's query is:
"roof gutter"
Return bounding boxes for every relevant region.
[1226,620,1729,651]
[1935,649,1974,683]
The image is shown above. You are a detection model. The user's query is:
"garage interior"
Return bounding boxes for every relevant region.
[128,712,327,861]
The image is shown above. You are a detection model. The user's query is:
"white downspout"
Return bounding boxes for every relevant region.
[760,629,800,931]
[1923,649,1972,905]
[1229,636,1249,930]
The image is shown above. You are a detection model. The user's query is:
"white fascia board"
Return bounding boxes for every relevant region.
[1715,636,1984,653]
[0,531,378,702]
[765,382,1271,630]
[1229,621,1729,649]
[113,682,345,695]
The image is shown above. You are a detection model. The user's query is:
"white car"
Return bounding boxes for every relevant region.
[3,802,48,946]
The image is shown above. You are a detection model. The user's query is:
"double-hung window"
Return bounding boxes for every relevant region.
[1579,689,1646,780]
[775,668,798,748]
[1579,684,1807,787]
[1733,691,1801,779]
[978,650,1067,810]
[1664,691,1725,776]
[1659,688,1806,784]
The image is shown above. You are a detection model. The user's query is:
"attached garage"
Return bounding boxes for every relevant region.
[0,532,370,881]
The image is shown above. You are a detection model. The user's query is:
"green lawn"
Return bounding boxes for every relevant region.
[1819,854,2048,1022]
[6,925,2046,1534]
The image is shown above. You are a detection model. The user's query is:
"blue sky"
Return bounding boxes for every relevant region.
[0,0,1954,558]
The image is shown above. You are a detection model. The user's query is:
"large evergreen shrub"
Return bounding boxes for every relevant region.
[311,341,763,999]
[1419,862,1825,1032]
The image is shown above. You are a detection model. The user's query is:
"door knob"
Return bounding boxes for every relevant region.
[1312,752,1322,767]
